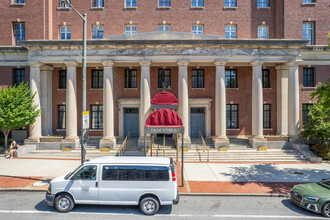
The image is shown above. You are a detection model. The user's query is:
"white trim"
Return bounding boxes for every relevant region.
[189,98,212,138]
[117,98,140,138]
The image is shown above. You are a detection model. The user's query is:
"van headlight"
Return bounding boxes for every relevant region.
[305,196,320,202]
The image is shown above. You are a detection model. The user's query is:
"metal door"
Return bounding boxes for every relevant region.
[124,108,139,138]
[190,108,205,138]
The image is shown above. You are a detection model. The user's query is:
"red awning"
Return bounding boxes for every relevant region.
[145,108,183,127]
[151,92,178,105]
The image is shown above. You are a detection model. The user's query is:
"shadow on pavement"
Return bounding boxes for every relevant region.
[281,199,323,218]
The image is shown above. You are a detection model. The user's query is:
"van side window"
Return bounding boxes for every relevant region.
[118,166,136,181]
[75,165,97,180]
[102,166,117,180]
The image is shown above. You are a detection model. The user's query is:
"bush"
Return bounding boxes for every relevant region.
[310,144,330,160]
[0,137,12,147]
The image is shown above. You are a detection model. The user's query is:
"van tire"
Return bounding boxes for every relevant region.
[139,197,159,215]
[54,193,74,213]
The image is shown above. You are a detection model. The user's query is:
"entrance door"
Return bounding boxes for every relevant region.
[124,108,139,138]
[190,108,205,138]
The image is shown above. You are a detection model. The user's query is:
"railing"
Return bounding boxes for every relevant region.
[117,131,129,157]
[199,130,209,162]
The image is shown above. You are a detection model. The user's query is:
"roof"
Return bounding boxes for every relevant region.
[151,92,178,105]
[85,156,170,165]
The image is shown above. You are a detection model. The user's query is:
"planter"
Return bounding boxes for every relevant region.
[265,136,289,142]
[40,137,64,142]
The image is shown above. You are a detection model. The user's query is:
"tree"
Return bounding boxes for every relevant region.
[301,78,330,157]
[0,83,42,149]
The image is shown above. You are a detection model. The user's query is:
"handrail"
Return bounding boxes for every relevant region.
[117,132,129,157]
[199,130,209,162]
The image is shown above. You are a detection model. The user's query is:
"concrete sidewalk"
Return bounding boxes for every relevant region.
[0,157,329,195]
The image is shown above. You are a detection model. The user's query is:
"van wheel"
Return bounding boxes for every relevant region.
[54,193,74,213]
[139,197,159,215]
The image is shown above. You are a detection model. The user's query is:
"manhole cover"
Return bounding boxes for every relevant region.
[32,180,49,187]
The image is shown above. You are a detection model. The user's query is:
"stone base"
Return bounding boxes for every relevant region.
[213,137,230,150]
[248,137,268,149]
[24,137,40,149]
[138,136,151,150]
[61,138,80,150]
[39,142,61,150]
[99,138,116,151]
[177,136,191,149]
[267,141,292,149]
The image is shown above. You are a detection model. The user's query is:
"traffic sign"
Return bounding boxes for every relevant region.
[83,111,89,129]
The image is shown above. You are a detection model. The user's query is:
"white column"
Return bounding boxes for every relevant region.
[40,65,53,136]
[251,60,264,139]
[65,62,78,140]
[287,61,300,140]
[100,61,116,148]
[139,61,151,137]
[28,62,42,141]
[276,65,289,136]
[177,60,190,140]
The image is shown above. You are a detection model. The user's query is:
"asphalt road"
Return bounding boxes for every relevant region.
[0,192,326,220]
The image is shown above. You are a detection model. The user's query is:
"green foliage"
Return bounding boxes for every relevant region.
[0,83,42,148]
[0,137,12,148]
[310,144,330,160]
[328,32,330,48]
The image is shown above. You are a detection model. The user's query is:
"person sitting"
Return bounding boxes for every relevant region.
[7,140,20,159]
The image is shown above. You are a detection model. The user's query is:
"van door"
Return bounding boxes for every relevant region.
[69,165,99,204]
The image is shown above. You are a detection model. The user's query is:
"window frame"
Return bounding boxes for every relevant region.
[263,104,271,129]
[60,26,71,40]
[158,0,171,7]
[13,68,25,86]
[262,69,270,88]
[91,69,103,89]
[257,0,269,8]
[226,104,239,129]
[258,25,269,39]
[158,69,171,89]
[125,0,137,8]
[158,25,171,32]
[59,70,67,89]
[14,0,25,3]
[192,25,203,34]
[303,22,314,45]
[125,25,137,35]
[225,69,237,88]
[303,0,316,4]
[191,0,204,7]
[224,0,236,7]
[92,0,104,7]
[303,68,315,87]
[92,25,104,39]
[192,69,204,88]
[225,25,237,39]
[13,23,25,46]
[91,104,103,129]
[59,0,71,8]
[302,104,313,124]
[58,105,66,129]
[125,69,137,88]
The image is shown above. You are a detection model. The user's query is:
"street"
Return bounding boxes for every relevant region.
[0,192,326,219]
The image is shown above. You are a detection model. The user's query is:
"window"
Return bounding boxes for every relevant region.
[225,25,237,39]
[13,68,25,85]
[158,69,171,88]
[226,104,238,129]
[92,25,104,39]
[92,0,104,7]
[303,0,316,3]
[257,0,269,7]
[60,26,71,40]
[303,68,314,87]
[75,165,97,180]
[158,25,171,32]
[192,25,203,34]
[191,0,203,7]
[59,70,66,89]
[125,69,137,88]
[262,69,270,88]
[13,23,25,46]
[92,69,103,89]
[58,105,66,129]
[303,22,314,45]
[125,25,137,35]
[126,0,137,7]
[192,69,204,88]
[263,104,271,128]
[14,0,25,3]
[91,105,103,129]
[258,25,269,39]
[302,104,313,124]
[159,0,170,7]
[225,69,237,88]
[59,0,70,7]
[224,0,236,7]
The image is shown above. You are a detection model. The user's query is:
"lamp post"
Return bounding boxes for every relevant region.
[60,0,87,164]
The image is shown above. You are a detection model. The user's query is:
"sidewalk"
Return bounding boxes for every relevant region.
[0,157,329,195]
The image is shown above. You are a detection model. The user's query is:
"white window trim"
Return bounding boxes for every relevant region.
[225,25,237,39]
[192,25,204,34]
[258,25,269,39]
[60,26,71,40]
[125,25,137,35]
[125,0,137,8]
[158,0,171,8]
[158,25,171,31]
[191,0,204,8]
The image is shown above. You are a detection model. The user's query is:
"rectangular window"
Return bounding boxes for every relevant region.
[126,0,137,7]
[92,25,104,39]
[158,69,171,88]
[224,0,236,7]
[303,22,314,45]
[158,25,171,32]
[257,0,269,7]
[125,69,137,88]
[262,69,270,88]
[302,104,313,124]
[58,105,66,129]
[192,69,204,88]
[159,0,170,7]
[225,69,237,88]
[258,25,269,39]
[92,0,104,7]
[13,23,25,46]
[60,26,71,40]
[263,104,271,128]
[226,104,238,129]
[125,25,137,35]
[91,105,103,129]
[191,0,203,7]
[225,25,237,39]
[192,25,203,34]
[303,0,316,3]
[14,0,25,3]
[59,0,70,7]
[92,69,103,89]
[13,68,25,85]
[59,70,66,89]
[303,68,314,87]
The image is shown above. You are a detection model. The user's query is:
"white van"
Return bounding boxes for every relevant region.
[45,156,179,215]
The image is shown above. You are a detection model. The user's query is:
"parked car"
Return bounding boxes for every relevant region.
[290,179,330,218]
[45,156,179,215]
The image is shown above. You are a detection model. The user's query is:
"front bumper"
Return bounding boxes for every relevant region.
[45,193,55,206]
[290,191,322,214]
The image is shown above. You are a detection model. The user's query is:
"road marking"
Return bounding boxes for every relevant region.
[0,210,324,219]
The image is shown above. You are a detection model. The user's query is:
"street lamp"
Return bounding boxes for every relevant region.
[60,0,87,164]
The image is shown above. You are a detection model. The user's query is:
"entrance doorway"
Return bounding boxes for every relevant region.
[123,108,139,138]
[190,107,205,137]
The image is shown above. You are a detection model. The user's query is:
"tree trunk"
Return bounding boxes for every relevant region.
[4,131,9,149]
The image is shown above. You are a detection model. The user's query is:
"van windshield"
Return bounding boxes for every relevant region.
[65,164,83,180]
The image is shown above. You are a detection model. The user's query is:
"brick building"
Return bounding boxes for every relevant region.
[0,0,329,149]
